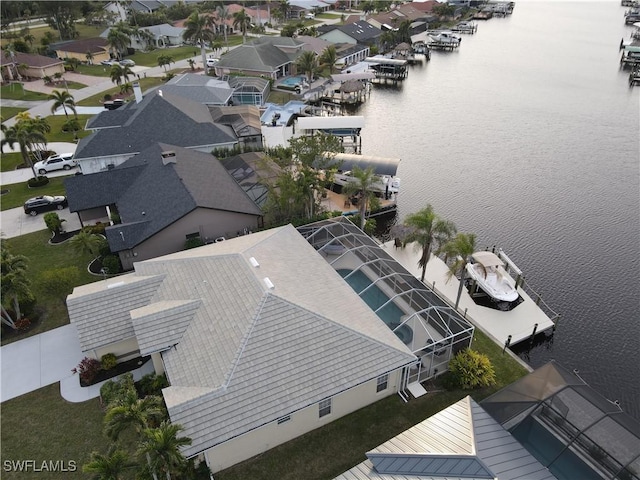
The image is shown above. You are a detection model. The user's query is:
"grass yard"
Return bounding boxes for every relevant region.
[0,107,26,122]
[1,23,106,48]
[0,384,107,480]
[129,45,203,67]
[1,230,100,345]
[0,84,49,101]
[0,176,68,210]
[77,77,166,106]
[64,81,88,90]
[74,63,113,77]
[43,114,94,143]
[0,152,24,172]
[216,329,528,480]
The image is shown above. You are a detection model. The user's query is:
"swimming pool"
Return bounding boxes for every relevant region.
[338,269,413,345]
[280,76,306,87]
[510,416,602,480]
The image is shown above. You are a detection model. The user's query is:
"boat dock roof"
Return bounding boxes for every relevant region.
[385,242,556,346]
[322,152,401,176]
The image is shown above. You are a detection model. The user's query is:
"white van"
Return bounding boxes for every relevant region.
[206,58,219,67]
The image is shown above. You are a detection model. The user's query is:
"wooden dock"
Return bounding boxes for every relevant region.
[630,66,640,85]
[383,241,557,348]
[320,189,397,218]
[428,41,460,51]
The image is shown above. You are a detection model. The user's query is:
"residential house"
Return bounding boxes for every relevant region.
[318,21,383,49]
[64,143,263,270]
[214,36,306,79]
[54,38,110,64]
[208,105,263,149]
[0,52,64,82]
[76,89,237,174]
[105,0,206,23]
[159,73,233,105]
[335,395,558,480]
[100,24,186,51]
[66,223,417,472]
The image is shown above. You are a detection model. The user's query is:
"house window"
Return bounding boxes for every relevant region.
[377,374,389,393]
[277,415,291,425]
[319,398,332,418]
[185,232,200,240]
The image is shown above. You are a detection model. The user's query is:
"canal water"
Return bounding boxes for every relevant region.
[356,1,640,418]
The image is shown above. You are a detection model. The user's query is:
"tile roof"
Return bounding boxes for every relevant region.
[76,91,237,159]
[334,396,558,480]
[68,224,416,457]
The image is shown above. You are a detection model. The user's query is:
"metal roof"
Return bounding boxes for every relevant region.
[321,152,401,176]
[334,396,558,480]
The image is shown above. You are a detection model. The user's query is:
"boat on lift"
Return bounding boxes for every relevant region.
[466,251,519,303]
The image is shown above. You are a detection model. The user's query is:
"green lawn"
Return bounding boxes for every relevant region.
[74,63,113,77]
[0,152,24,172]
[43,114,94,143]
[0,84,49,101]
[0,106,26,121]
[1,230,100,345]
[77,77,167,106]
[0,384,108,480]
[64,81,88,89]
[0,176,68,210]
[129,45,203,67]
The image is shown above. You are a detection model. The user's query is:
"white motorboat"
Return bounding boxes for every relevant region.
[428,31,461,45]
[333,171,400,195]
[466,251,519,303]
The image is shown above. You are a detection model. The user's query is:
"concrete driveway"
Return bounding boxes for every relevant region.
[1,205,82,239]
[0,324,83,403]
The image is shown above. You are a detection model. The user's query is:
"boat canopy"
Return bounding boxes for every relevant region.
[364,56,408,66]
[297,116,365,131]
[471,251,504,267]
[318,152,401,176]
[331,72,376,82]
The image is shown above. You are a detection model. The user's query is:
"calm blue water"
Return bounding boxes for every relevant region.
[356,2,640,419]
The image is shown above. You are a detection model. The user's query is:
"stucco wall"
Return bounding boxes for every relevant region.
[203,369,404,473]
[119,207,261,270]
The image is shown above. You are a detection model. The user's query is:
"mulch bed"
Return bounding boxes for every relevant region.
[49,229,80,245]
[80,356,152,387]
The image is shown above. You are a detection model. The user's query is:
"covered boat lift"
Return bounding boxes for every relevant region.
[320,152,400,177]
[297,116,365,153]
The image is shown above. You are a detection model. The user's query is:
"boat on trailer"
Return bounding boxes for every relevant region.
[466,251,519,303]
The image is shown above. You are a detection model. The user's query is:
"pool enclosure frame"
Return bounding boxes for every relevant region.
[298,217,475,385]
[482,361,640,480]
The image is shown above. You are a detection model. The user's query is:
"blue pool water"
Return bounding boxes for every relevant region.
[338,269,413,345]
[280,76,305,87]
[510,416,601,480]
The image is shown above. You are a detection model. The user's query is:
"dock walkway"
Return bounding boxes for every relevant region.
[383,241,556,347]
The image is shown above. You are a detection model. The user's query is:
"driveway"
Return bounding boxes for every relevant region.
[0,324,82,403]
[1,205,82,239]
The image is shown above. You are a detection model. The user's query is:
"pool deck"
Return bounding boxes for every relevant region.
[382,241,556,347]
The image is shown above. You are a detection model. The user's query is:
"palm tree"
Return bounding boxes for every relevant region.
[295,50,320,84]
[82,446,136,480]
[138,421,192,480]
[157,55,174,72]
[110,64,124,86]
[319,45,338,74]
[104,390,164,441]
[342,166,378,231]
[120,82,133,95]
[48,89,76,118]
[120,65,134,83]
[187,58,195,71]
[0,117,50,179]
[232,9,252,44]
[106,25,131,60]
[85,51,94,65]
[279,0,291,23]
[216,5,231,52]
[0,247,31,330]
[439,232,477,280]
[68,230,104,258]
[403,205,457,282]
[182,11,216,73]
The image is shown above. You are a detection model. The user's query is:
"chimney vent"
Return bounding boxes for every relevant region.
[132,81,143,104]
[161,151,176,165]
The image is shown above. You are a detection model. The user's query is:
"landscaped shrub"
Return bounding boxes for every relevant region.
[86,222,106,235]
[100,373,135,407]
[43,212,65,234]
[185,237,204,249]
[27,176,49,188]
[103,93,112,101]
[136,373,169,397]
[62,118,81,133]
[99,240,112,258]
[101,353,118,370]
[72,357,102,384]
[109,212,121,224]
[102,255,121,274]
[14,318,31,331]
[447,348,496,390]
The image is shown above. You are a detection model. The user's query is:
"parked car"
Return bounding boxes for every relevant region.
[23,195,68,216]
[34,153,77,174]
[206,58,219,67]
[119,59,135,66]
[101,59,115,66]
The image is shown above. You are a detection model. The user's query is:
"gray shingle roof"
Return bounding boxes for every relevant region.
[75,92,237,160]
[338,21,383,42]
[334,396,558,480]
[67,224,416,457]
[216,37,304,73]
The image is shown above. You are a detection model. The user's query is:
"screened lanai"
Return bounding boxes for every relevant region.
[482,361,640,480]
[297,217,475,384]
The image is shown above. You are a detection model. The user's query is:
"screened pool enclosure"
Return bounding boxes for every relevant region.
[298,217,475,384]
[482,362,640,480]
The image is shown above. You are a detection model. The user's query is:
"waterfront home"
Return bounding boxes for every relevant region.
[76,89,237,174]
[66,224,417,472]
[64,143,263,270]
[318,21,384,50]
[158,73,233,106]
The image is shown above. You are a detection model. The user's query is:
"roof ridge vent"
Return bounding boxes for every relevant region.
[161,150,176,165]
[263,277,274,289]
